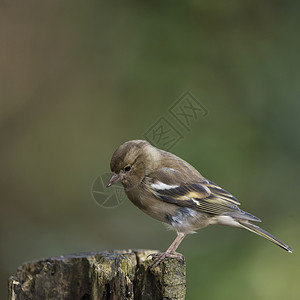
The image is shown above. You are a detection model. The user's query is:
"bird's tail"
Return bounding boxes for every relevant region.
[238,220,293,253]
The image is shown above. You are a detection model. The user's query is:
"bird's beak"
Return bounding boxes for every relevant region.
[106,172,121,187]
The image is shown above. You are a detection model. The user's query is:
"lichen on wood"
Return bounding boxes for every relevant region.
[8,250,186,300]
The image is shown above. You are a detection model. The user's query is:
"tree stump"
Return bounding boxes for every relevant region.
[8,250,186,300]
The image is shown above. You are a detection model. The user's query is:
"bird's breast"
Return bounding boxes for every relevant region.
[125,188,176,223]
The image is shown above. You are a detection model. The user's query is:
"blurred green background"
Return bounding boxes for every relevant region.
[0,1,299,299]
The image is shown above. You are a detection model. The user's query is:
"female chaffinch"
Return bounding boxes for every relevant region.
[107,140,292,266]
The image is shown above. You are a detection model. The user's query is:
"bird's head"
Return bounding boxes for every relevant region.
[107,140,155,190]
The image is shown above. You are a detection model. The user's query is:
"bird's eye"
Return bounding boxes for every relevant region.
[124,165,131,172]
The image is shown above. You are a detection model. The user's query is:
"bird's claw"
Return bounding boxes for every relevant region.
[148,251,184,268]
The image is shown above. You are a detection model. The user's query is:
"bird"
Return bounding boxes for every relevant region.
[106,139,293,266]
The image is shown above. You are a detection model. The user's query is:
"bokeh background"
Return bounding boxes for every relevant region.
[1,1,299,299]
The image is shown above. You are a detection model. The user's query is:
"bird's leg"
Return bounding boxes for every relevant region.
[165,232,186,254]
[149,232,187,267]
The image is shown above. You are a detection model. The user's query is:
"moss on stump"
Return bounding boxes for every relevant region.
[8,250,186,300]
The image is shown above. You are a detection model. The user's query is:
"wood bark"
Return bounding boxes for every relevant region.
[8,250,186,300]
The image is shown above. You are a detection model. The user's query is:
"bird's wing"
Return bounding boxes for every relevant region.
[147,167,260,222]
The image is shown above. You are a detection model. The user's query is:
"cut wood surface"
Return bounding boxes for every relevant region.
[8,249,186,300]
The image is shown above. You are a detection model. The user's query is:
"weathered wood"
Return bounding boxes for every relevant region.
[8,250,186,300]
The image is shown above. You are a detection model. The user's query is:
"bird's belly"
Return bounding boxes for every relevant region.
[167,207,210,234]
[126,190,210,233]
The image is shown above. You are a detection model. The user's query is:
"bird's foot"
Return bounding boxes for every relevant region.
[148,251,184,268]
